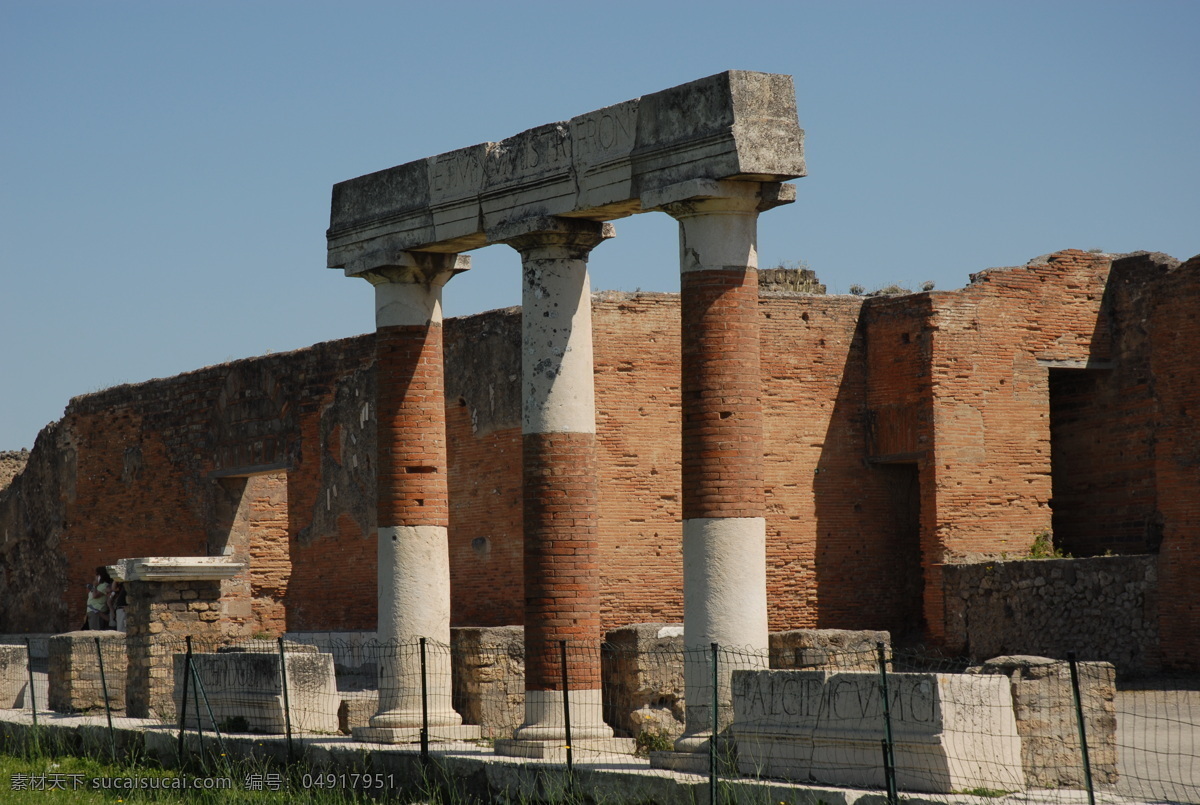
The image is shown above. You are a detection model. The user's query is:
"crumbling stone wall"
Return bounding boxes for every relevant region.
[450,626,525,738]
[48,631,126,712]
[942,555,1159,674]
[0,450,29,491]
[769,629,890,671]
[602,623,685,740]
[969,655,1117,788]
[0,337,379,634]
[1,249,1195,672]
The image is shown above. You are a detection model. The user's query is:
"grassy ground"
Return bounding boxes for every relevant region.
[0,746,410,804]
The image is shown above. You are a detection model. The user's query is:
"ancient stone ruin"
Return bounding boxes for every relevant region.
[0,72,1197,791]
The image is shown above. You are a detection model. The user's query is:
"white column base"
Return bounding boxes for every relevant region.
[677,516,769,752]
[354,724,481,745]
[373,525,462,729]
[508,688,612,741]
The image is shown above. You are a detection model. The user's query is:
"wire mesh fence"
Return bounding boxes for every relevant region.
[1,631,1198,803]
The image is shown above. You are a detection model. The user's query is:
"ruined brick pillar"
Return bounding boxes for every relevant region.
[117,557,242,719]
[494,217,616,748]
[353,252,480,743]
[648,179,795,755]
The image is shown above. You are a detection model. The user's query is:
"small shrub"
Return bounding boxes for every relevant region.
[849,284,865,295]
[1028,530,1069,559]
[634,729,674,757]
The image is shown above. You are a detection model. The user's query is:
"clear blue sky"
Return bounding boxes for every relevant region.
[2,1,1197,450]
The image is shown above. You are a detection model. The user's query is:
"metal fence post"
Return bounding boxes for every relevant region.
[277,636,294,765]
[192,647,204,752]
[178,635,192,758]
[710,642,719,805]
[190,657,226,760]
[94,637,117,761]
[420,637,429,764]
[1067,652,1096,805]
[560,639,573,775]
[877,641,898,805]
[24,637,37,730]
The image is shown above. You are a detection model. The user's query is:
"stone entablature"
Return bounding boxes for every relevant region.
[326,70,804,271]
[114,556,244,583]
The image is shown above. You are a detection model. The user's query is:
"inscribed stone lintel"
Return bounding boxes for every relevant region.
[730,669,1026,794]
[327,70,805,271]
[114,557,245,583]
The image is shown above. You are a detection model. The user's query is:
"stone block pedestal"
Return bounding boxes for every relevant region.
[48,631,126,712]
[117,557,243,719]
[451,626,525,738]
[969,655,1118,787]
[174,642,340,734]
[730,669,1025,794]
[0,645,29,708]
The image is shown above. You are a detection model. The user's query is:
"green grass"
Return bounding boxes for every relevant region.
[0,746,397,804]
[958,787,1010,798]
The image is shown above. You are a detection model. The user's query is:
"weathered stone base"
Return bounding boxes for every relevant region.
[649,747,736,774]
[48,631,126,713]
[603,624,685,740]
[337,690,378,735]
[493,737,635,760]
[731,670,1025,794]
[173,648,339,734]
[450,626,524,738]
[769,629,891,671]
[734,732,1025,794]
[969,655,1118,787]
[353,724,481,744]
[0,645,29,708]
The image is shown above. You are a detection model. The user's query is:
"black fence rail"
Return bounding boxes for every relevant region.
[2,632,1198,804]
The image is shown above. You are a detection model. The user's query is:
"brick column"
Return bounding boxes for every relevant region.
[352,252,479,743]
[647,179,794,755]
[493,217,615,747]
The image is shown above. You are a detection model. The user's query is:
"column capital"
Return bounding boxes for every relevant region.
[489,216,615,260]
[641,178,795,218]
[356,252,469,328]
[354,251,470,289]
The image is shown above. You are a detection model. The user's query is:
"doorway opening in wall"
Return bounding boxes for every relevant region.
[875,461,925,641]
[1046,364,1148,557]
[211,469,291,639]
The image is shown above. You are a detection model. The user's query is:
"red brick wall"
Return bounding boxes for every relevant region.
[1150,256,1200,670]
[592,293,683,628]
[444,309,524,628]
[3,336,381,634]
[446,414,523,627]
[1044,252,1176,558]
[924,250,1113,639]
[4,250,1195,661]
[64,414,208,627]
